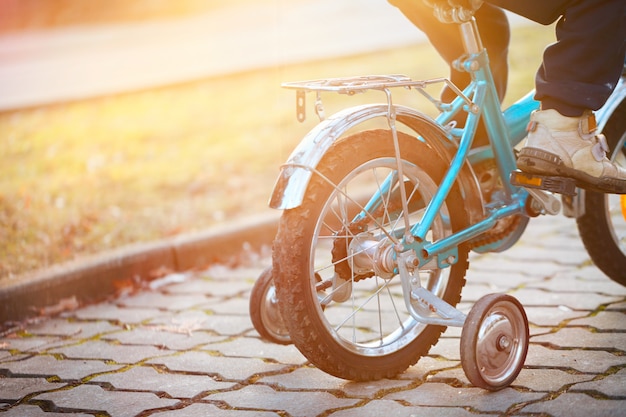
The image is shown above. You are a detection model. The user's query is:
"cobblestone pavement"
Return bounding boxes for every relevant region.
[1,215,625,417]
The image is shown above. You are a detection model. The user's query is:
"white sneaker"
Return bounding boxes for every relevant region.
[517,109,626,194]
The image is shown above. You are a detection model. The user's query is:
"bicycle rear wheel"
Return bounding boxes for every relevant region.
[273,129,469,381]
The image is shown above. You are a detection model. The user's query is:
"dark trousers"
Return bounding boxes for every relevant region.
[531,0,626,116]
[389,0,626,117]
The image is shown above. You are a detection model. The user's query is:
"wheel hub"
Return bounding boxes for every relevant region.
[477,313,516,370]
[348,233,396,279]
[496,334,511,352]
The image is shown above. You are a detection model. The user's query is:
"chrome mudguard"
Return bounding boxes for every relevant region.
[269,103,484,225]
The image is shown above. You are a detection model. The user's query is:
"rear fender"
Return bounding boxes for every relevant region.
[269,103,484,224]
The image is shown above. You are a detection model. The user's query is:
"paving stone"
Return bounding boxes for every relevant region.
[147,351,287,380]
[202,265,268,281]
[570,368,626,398]
[440,325,463,338]
[25,318,121,339]
[426,337,460,361]
[510,368,593,392]
[0,353,28,363]
[260,366,413,397]
[527,274,626,295]
[532,327,626,350]
[525,344,626,373]
[205,337,306,365]
[464,262,535,289]
[1,209,624,417]
[456,282,498,303]
[69,303,166,323]
[500,245,588,267]
[385,382,544,413]
[117,292,211,310]
[426,363,548,391]
[516,214,576,235]
[0,404,92,416]
[509,288,621,310]
[423,366,571,391]
[143,309,218,332]
[0,355,121,380]
[159,277,220,295]
[192,279,253,298]
[49,340,174,363]
[327,399,491,417]
[0,377,65,401]
[569,310,626,330]
[34,384,179,417]
[148,311,253,336]
[520,233,586,251]
[568,265,623,280]
[103,326,223,350]
[90,365,235,398]
[398,356,461,381]
[606,300,626,311]
[198,315,253,336]
[204,297,251,315]
[463,257,571,278]
[520,392,626,417]
[0,335,64,353]
[524,306,588,327]
[207,384,360,417]
[150,402,279,416]
[196,268,262,297]
[423,366,475,386]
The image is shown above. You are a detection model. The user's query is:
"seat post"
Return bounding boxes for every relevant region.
[459,18,483,55]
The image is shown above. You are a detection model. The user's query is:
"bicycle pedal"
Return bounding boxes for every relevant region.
[510,170,577,196]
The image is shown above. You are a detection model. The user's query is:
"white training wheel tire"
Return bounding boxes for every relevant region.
[460,293,529,390]
[249,266,292,345]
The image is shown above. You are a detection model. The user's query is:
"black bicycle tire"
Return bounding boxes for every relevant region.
[272,129,470,381]
[576,99,626,285]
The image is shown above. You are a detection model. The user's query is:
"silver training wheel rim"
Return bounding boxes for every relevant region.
[474,300,528,386]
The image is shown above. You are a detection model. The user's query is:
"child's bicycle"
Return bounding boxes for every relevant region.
[249,5,626,390]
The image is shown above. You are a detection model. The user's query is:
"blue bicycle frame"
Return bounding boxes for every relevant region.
[379,19,539,269]
[273,19,555,327]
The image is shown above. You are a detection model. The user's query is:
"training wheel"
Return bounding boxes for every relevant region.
[460,293,529,390]
[249,266,291,345]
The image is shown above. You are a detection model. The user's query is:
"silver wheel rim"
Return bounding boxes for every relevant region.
[309,157,454,356]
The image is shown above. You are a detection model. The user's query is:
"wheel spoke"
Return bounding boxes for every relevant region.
[273,129,469,380]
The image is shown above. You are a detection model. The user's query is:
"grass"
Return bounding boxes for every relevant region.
[0,22,554,280]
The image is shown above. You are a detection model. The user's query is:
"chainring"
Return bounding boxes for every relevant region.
[469,214,528,253]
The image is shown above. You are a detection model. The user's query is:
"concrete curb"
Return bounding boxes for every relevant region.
[0,212,280,325]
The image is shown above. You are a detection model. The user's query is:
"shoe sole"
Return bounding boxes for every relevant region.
[517,148,626,195]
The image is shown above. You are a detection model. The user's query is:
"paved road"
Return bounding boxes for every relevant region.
[0,0,426,111]
[1,214,625,416]
[0,0,533,111]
